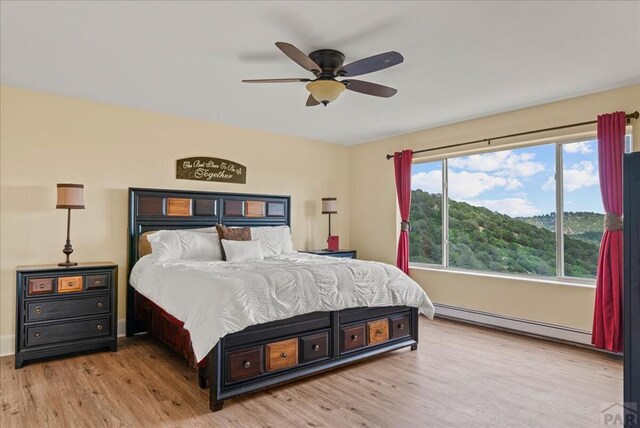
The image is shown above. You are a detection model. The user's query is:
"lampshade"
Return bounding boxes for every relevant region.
[306,80,346,105]
[322,197,337,214]
[56,184,85,209]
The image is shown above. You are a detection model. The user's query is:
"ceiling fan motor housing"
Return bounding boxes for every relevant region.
[308,49,345,77]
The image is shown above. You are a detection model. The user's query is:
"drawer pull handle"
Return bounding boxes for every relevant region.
[34,332,41,338]
[33,306,42,315]
[97,324,103,331]
[94,280,100,286]
[351,335,358,341]
[68,282,74,287]
[376,329,383,334]
[398,323,405,330]
[312,344,319,351]
[281,352,288,359]
[243,361,251,369]
[97,302,104,309]
[39,284,45,289]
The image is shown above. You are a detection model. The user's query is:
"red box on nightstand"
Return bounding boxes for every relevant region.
[327,235,339,251]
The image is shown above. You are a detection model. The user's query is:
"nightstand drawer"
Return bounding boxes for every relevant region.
[25,316,110,347]
[26,295,110,322]
[86,274,109,290]
[57,276,83,293]
[27,278,54,296]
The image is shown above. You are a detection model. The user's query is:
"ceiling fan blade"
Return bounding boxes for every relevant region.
[242,78,311,83]
[306,94,320,106]
[344,79,397,98]
[338,51,403,77]
[275,42,321,74]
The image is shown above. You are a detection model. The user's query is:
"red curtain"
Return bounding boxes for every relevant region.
[592,111,625,352]
[394,150,413,274]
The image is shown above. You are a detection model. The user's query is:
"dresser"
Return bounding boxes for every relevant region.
[302,249,357,259]
[15,262,118,368]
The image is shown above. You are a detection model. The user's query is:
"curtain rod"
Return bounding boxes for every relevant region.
[385,110,639,160]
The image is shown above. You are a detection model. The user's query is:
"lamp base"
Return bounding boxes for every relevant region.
[58,261,78,267]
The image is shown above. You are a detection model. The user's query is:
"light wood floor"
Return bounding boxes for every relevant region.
[1,317,622,427]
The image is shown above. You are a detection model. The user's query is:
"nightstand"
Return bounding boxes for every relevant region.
[15,262,118,368]
[302,249,357,259]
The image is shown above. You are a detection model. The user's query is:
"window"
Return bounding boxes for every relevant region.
[561,139,601,279]
[410,161,443,265]
[410,133,632,282]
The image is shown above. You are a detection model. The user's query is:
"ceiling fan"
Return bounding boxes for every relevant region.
[242,42,403,106]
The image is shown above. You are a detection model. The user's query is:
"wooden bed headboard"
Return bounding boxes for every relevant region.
[126,187,291,336]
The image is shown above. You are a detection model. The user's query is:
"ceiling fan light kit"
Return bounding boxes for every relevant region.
[306,80,346,105]
[243,42,403,106]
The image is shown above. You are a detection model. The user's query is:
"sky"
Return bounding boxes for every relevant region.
[410,138,628,217]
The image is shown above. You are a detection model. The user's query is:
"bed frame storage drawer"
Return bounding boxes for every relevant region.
[226,346,264,383]
[341,324,366,353]
[26,295,110,322]
[367,318,390,345]
[27,278,54,296]
[265,338,298,372]
[390,313,411,339]
[300,331,329,363]
[24,316,111,347]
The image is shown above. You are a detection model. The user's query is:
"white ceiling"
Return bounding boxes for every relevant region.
[2,1,639,145]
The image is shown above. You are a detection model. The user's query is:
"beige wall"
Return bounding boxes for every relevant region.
[1,84,637,348]
[349,84,639,331]
[0,86,350,341]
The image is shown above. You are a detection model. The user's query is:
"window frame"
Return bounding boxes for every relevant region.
[409,130,633,285]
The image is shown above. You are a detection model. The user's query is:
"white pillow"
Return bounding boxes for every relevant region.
[188,226,217,234]
[176,230,223,260]
[147,229,222,261]
[250,226,294,256]
[221,239,264,262]
[147,230,183,261]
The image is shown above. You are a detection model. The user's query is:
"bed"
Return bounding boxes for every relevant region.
[126,187,434,411]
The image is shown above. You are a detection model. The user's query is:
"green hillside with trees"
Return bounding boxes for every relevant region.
[516,212,604,245]
[410,189,600,278]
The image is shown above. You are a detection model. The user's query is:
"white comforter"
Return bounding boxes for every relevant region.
[130,252,434,362]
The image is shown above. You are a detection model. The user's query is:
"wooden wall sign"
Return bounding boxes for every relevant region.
[176,157,246,184]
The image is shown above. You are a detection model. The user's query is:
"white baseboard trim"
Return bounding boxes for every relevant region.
[0,319,127,357]
[433,303,593,346]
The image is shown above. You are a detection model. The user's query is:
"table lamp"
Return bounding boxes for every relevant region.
[322,197,339,251]
[56,183,85,266]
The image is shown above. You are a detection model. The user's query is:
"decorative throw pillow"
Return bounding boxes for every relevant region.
[215,225,251,260]
[221,239,264,262]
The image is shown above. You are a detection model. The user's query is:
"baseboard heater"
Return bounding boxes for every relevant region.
[433,303,595,348]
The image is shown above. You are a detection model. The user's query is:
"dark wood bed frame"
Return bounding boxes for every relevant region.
[126,187,419,412]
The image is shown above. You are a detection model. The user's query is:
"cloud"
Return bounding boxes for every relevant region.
[564,141,594,154]
[542,175,555,192]
[465,198,541,217]
[412,170,442,193]
[448,150,545,178]
[564,161,599,191]
[413,170,523,199]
